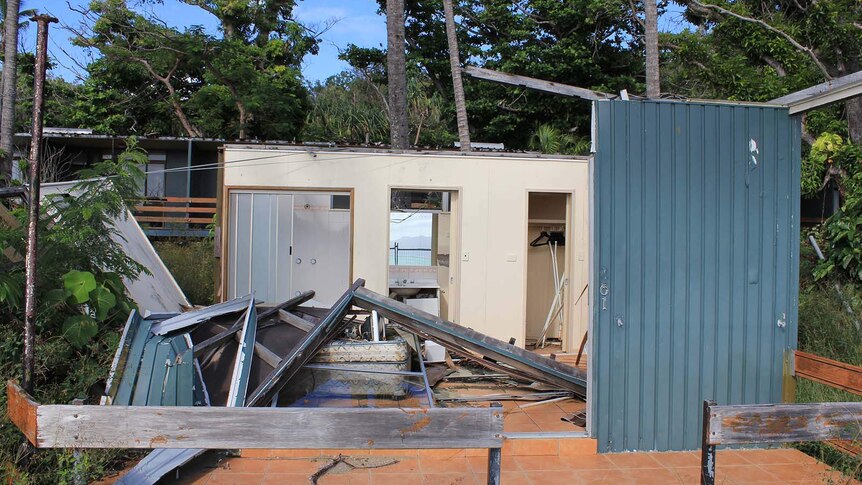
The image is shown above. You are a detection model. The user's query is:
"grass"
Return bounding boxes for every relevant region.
[152,238,216,306]
[795,238,862,479]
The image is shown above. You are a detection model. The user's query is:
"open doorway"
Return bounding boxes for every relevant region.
[387,189,458,321]
[526,192,571,350]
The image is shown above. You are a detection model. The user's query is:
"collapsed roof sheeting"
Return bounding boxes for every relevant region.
[150,295,253,335]
[40,181,190,313]
[351,287,587,395]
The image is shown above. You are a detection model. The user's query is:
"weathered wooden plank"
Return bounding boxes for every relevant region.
[162,196,216,204]
[795,350,862,396]
[134,206,217,214]
[707,402,862,445]
[351,287,586,394]
[278,309,314,332]
[33,404,502,449]
[462,66,616,101]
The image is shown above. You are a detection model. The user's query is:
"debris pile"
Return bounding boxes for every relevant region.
[103,279,587,483]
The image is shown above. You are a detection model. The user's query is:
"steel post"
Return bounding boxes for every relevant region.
[22,14,58,393]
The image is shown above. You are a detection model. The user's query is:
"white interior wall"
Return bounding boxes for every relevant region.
[222,147,591,347]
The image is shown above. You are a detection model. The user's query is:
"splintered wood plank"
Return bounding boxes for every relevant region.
[34,405,503,449]
[795,350,862,396]
[6,381,38,445]
[707,402,862,445]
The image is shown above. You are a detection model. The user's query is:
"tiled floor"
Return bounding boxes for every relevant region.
[164,447,859,484]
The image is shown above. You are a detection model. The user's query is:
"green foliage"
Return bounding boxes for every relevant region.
[529,124,590,155]
[153,238,216,306]
[0,141,147,481]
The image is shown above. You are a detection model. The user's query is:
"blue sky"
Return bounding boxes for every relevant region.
[37,0,688,84]
[39,0,386,83]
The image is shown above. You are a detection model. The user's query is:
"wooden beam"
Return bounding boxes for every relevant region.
[795,350,862,396]
[707,402,862,445]
[134,206,217,214]
[7,381,502,450]
[462,66,616,102]
[278,309,314,332]
[134,216,214,224]
[770,70,862,114]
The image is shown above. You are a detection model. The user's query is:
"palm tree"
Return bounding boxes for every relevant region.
[386,0,409,149]
[0,0,35,184]
[644,0,660,98]
[443,0,470,152]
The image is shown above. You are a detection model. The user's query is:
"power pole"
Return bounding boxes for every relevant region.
[443,0,470,152]
[22,14,57,394]
[386,0,409,149]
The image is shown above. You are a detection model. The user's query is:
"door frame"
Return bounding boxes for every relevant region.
[386,186,462,322]
[221,186,355,303]
[522,189,577,351]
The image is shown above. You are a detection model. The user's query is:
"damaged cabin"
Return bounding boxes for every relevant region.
[8,98,804,483]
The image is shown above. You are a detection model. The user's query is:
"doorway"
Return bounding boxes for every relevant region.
[387,188,459,321]
[526,192,571,349]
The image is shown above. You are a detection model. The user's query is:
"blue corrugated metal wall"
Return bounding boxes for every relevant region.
[591,100,801,452]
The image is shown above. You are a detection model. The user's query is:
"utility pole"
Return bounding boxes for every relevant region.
[22,14,57,394]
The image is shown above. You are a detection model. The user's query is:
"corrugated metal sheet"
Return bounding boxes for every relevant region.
[591,100,800,452]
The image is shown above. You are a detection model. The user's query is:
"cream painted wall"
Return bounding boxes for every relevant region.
[221,147,591,349]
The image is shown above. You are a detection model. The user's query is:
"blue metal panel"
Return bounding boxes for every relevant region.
[591,100,800,452]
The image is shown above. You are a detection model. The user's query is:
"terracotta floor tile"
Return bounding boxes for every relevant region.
[606,453,663,469]
[622,466,686,485]
[504,413,540,433]
[499,471,532,483]
[714,450,754,465]
[466,456,519,473]
[264,458,325,474]
[758,462,830,481]
[567,455,617,470]
[419,458,471,474]
[648,451,700,468]
[558,400,587,413]
[534,419,582,432]
[421,472,479,485]
[513,455,574,471]
[663,466,701,485]
[558,439,597,456]
[206,473,265,485]
[369,472,423,485]
[240,449,273,459]
[317,473,373,485]
[503,439,558,456]
[371,458,420,474]
[571,468,638,484]
[735,448,803,464]
[214,459,269,474]
[720,464,781,483]
[526,470,582,485]
[416,449,466,460]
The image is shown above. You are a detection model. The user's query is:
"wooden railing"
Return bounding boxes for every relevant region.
[700,350,862,485]
[131,197,216,236]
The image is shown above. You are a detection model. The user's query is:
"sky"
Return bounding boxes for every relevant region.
[38,0,387,83]
[37,1,689,85]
